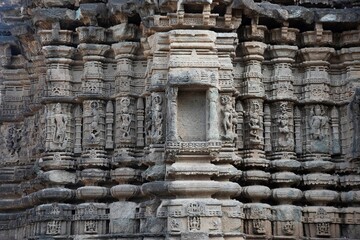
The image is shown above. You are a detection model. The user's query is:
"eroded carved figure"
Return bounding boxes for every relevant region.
[6,124,22,157]
[119,98,132,138]
[248,100,262,144]
[221,95,238,141]
[151,94,163,143]
[89,102,100,143]
[53,103,68,147]
[278,103,294,148]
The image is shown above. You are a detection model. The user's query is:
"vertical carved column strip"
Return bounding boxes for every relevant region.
[105,100,114,150]
[74,105,82,154]
[263,104,271,153]
[268,42,302,239]
[75,27,110,236]
[299,27,340,238]
[207,87,219,141]
[109,41,141,235]
[112,42,139,161]
[136,98,145,147]
[331,107,341,155]
[166,86,178,142]
[238,25,272,239]
[294,106,302,155]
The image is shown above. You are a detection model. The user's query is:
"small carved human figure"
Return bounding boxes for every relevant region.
[278,103,293,148]
[221,95,238,141]
[309,105,328,141]
[189,216,201,231]
[151,94,163,143]
[6,125,22,157]
[120,98,131,138]
[89,102,100,143]
[53,103,68,146]
[249,101,261,143]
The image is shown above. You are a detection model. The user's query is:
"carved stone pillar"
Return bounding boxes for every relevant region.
[77,38,109,169]
[267,44,304,239]
[238,23,273,239]
[112,42,139,161]
[74,29,110,237]
[109,41,142,235]
[338,48,360,159]
[42,46,74,98]
[240,41,267,166]
[41,42,75,169]
[299,47,334,157]
[299,27,340,239]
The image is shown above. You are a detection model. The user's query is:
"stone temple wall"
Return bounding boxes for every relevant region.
[0,0,360,239]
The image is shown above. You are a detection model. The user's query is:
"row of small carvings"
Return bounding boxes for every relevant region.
[35,25,360,47]
[0,202,360,231]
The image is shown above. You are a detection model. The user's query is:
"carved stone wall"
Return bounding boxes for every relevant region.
[1,0,360,239]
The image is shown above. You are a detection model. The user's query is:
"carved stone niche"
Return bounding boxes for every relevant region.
[272,205,303,239]
[161,199,225,239]
[34,203,73,237]
[177,90,207,142]
[73,203,108,235]
[166,83,223,154]
[303,206,340,239]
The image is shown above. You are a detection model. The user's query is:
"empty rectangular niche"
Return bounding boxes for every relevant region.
[177,90,206,141]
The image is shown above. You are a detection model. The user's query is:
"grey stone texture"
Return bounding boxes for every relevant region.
[1,0,360,239]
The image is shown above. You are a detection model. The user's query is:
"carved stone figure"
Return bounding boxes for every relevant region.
[221,95,238,141]
[119,98,132,138]
[89,102,100,143]
[309,105,328,141]
[308,104,329,153]
[53,103,68,146]
[145,99,152,139]
[151,94,163,143]
[277,103,293,148]
[166,87,178,142]
[248,101,262,144]
[6,125,22,157]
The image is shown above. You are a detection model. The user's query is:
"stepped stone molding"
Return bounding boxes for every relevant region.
[1,0,360,239]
